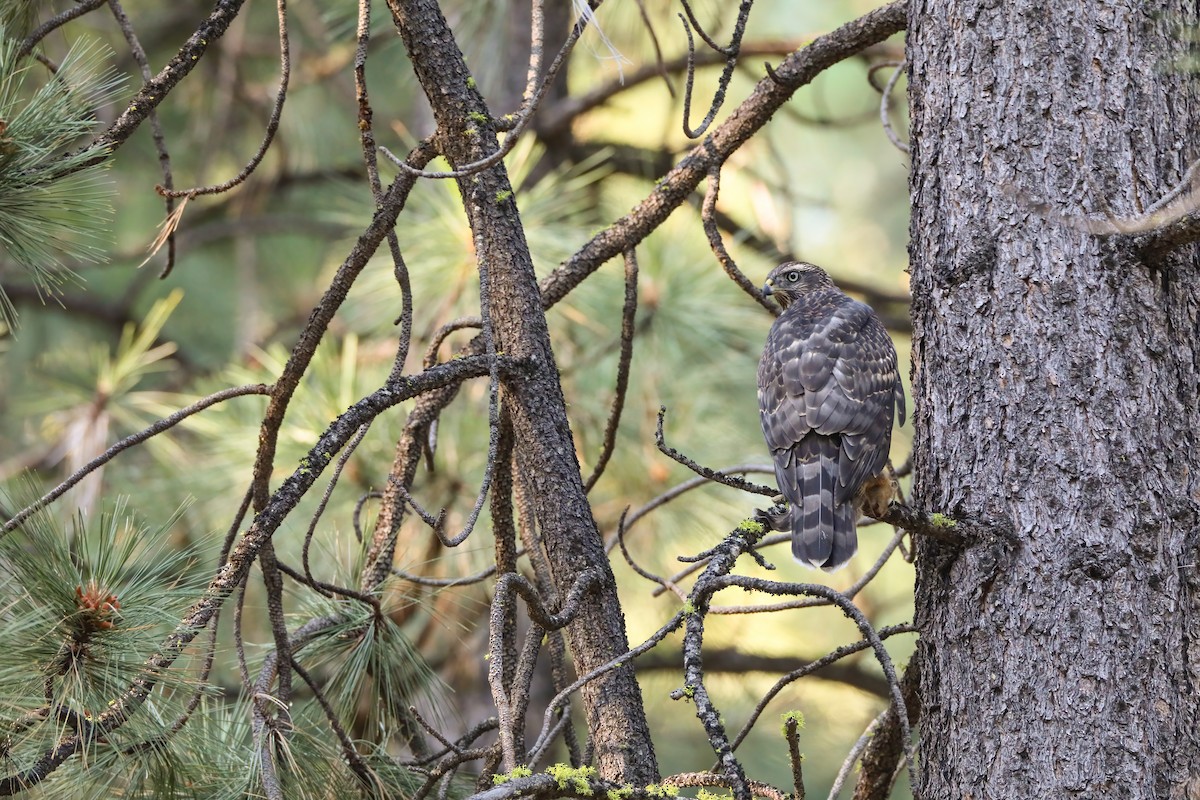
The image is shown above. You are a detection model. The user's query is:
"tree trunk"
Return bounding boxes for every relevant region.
[907,2,1200,798]
[387,0,659,784]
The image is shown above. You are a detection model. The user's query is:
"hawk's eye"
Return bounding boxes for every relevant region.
[786,270,800,283]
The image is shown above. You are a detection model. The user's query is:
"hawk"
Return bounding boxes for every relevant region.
[757,262,905,570]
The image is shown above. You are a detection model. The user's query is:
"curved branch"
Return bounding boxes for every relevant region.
[701,166,778,314]
[656,407,776,496]
[583,250,639,493]
[75,0,251,171]
[678,0,755,138]
[17,1,108,59]
[158,0,290,200]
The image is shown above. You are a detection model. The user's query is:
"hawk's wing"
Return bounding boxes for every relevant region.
[757,297,901,505]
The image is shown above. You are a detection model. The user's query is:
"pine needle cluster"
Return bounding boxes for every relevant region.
[0,28,122,326]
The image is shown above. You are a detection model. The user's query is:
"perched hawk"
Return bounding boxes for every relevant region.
[757,262,905,570]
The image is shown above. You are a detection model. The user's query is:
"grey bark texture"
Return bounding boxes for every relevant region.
[386,0,659,784]
[907,1,1200,798]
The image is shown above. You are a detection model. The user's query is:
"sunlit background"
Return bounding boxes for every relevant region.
[0,1,913,797]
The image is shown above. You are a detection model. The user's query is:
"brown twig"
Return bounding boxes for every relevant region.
[656,407,777,496]
[106,0,180,274]
[17,1,108,59]
[678,0,755,138]
[701,166,779,313]
[583,250,639,492]
[158,0,290,201]
[2,384,272,538]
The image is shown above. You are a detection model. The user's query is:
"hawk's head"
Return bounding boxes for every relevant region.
[762,262,836,309]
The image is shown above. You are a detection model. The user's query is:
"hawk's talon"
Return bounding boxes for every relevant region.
[763,502,790,533]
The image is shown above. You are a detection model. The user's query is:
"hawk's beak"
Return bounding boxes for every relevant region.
[762,279,774,296]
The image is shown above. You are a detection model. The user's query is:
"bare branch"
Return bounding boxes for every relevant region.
[17,1,108,59]
[2,384,272,538]
[157,0,289,201]
[584,249,639,492]
[656,407,777,496]
[701,166,779,314]
[871,60,909,154]
[106,0,180,273]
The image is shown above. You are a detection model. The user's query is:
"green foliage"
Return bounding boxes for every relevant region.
[493,765,533,784]
[737,518,766,534]
[0,497,204,704]
[0,497,219,797]
[606,785,633,800]
[0,2,38,36]
[546,763,597,795]
[0,29,122,326]
[299,590,445,739]
[780,710,806,734]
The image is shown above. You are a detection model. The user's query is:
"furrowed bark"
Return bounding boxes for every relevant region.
[908,2,1200,797]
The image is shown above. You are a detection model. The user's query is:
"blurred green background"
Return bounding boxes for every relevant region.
[0,1,913,797]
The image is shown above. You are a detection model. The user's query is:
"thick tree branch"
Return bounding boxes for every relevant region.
[853,657,921,800]
[385,0,659,783]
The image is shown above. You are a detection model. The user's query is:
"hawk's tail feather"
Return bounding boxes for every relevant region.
[789,436,858,571]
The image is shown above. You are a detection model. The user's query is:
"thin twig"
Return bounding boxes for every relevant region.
[827,710,884,800]
[785,716,806,800]
[106,0,180,273]
[528,612,686,761]
[158,0,290,199]
[701,166,779,313]
[678,0,755,138]
[584,250,639,492]
[709,526,904,613]
[302,423,373,595]
[614,464,776,557]
[2,384,271,538]
[420,225,505,550]
[728,623,917,753]
[656,407,777,496]
[383,0,583,181]
[615,507,687,601]
[290,656,383,794]
[876,60,909,154]
[489,570,601,769]
[355,0,416,382]
[17,0,108,59]
[391,561,504,588]
[423,317,483,369]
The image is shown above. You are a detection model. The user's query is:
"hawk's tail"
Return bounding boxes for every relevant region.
[789,437,857,571]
